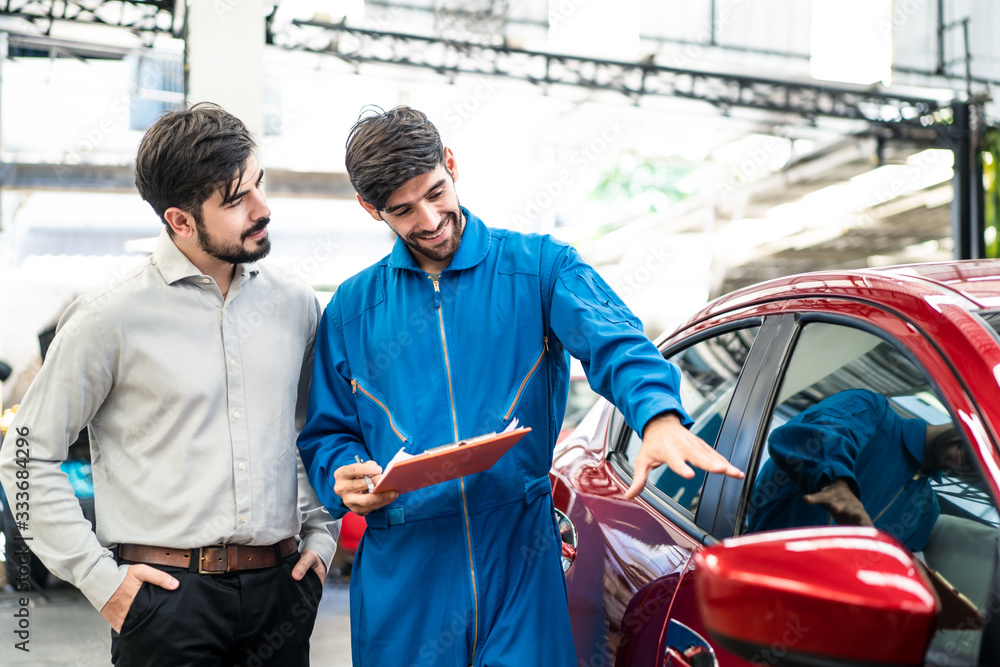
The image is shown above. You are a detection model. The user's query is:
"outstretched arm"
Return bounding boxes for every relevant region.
[546,242,742,489]
[624,412,744,499]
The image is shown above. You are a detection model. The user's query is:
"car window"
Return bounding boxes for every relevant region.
[619,325,760,515]
[744,321,998,664]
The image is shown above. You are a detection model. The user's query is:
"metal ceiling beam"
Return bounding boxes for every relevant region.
[0,0,175,39]
[290,19,949,140]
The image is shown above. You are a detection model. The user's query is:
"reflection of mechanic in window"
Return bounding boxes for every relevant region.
[748,388,969,552]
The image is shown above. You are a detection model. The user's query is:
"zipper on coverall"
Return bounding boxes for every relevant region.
[351,379,407,442]
[826,472,921,525]
[872,472,922,523]
[429,273,479,664]
[503,338,548,421]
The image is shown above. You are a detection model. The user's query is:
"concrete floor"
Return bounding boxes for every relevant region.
[0,577,353,666]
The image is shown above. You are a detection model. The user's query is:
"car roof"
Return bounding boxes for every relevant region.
[679,259,1000,332]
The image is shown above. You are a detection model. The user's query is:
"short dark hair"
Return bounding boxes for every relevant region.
[345,106,445,211]
[135,102,256,228]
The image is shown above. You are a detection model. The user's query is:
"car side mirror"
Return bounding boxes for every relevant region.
[693,527,939,667]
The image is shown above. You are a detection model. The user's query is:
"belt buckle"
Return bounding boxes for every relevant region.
[198,544,230,574]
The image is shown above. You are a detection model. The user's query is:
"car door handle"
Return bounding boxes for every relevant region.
[664,620,717,667]
[555,507,577,572]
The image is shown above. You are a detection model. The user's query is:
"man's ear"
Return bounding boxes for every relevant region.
[163,207,196,238]
[444,147,458,183]
[356,194,385,222]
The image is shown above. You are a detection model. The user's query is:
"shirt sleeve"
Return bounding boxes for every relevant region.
[766,390,880,497]
[0,298,129,611]
[547,243,692,436]
[293,293,340,565]
[296,297,369,519]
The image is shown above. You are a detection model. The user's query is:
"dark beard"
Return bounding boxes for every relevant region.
[194,214,271,264]
[401,209,465,265]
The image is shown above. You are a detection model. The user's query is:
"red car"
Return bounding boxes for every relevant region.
[551,261,1000,667]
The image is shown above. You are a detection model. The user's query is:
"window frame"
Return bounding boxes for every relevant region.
[606,316,773,542]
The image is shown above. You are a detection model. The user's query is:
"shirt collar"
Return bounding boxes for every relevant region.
[901,417,941,481]
[386,207,491,273]
[151,228,260,285]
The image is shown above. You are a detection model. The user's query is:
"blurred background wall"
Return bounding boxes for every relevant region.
[0,0,995,407]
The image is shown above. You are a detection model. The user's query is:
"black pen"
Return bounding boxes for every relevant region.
[355,454,376,493]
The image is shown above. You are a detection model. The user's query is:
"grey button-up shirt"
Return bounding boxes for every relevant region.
[0,230,338,610]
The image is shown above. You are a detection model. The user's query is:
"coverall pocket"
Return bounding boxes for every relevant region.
[351,378,410,444]
[564,270,641,328]
[500,341,547,423]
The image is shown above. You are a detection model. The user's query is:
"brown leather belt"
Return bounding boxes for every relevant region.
[118,537,297,574]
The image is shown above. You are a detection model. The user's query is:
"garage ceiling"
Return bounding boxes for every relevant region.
[0,0,973,298]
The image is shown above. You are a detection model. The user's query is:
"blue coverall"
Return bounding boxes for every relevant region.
[298,209,692,666]
[747,388,939,552]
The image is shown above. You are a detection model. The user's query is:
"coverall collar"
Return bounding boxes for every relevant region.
[902,417,942,483]
[387,207,491,273]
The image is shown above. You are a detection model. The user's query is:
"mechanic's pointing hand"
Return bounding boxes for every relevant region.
[624,412,744,500]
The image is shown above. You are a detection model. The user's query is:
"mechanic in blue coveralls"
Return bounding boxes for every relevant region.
[296,106,744,667]
[747,388,970,552]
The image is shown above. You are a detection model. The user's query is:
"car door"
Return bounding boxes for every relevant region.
[604,314,779,667]
[706,305,1000,666]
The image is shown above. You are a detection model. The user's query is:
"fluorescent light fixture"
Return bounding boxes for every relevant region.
[810,0,892,85]
[548,0,639,61]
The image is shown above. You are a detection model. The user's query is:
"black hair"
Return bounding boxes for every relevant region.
[345,105,445,211]
[134,102,256,230]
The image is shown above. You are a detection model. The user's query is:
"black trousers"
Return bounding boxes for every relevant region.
[111,551,323,667]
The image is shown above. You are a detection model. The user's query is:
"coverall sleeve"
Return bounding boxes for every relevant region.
[0,299,128,611]
[296,297,368,519]
[767,390,881,497]
[293,293,340,564]
[547,244,692,437]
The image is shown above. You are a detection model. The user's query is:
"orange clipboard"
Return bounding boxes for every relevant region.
[372,427,531,494]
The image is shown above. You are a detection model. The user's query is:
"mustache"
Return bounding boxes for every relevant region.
[242,217,270,240]
[413,214,453,240]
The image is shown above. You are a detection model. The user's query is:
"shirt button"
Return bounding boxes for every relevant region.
[238,462,246,470]
[241,515,248,523]
[202,278,211,284]
[233,411,241,419]
[230,359,237,366]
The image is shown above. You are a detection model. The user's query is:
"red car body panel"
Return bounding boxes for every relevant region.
[551,261,1000,667]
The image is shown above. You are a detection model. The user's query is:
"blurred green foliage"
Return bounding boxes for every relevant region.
[984,127,1000,258]
[591,154,698,214]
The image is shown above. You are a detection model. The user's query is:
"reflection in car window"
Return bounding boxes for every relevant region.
[974,310,1000,341]
[745,321,998,663]
[621,326,759,515]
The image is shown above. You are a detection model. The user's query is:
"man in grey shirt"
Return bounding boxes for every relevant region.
[0,103,338,666]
